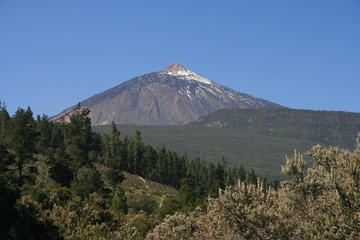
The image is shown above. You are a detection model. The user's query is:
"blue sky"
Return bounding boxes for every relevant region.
[1,0,359,117]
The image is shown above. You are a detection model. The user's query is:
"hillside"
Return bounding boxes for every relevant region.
[120,172,179,197]
[95,109,360,179]
[95,125,316,179]
[190,108,360,148]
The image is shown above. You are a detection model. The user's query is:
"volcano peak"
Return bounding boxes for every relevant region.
[162,63,188,73]
[161,63,213,84]
[51,63,284,125]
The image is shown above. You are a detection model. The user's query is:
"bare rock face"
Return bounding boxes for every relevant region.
[51,63,284,125]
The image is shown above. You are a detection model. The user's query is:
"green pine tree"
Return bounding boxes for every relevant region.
[10,107,37,184]
[112,185,128,214]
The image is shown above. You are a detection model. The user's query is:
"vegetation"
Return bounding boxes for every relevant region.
[147,135,360,239]
[95,108,360,179]
[191,108,360,148]
[0,103,268,239]
[1,102,358,239]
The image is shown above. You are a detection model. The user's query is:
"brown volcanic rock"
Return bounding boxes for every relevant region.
[51,63,284,125]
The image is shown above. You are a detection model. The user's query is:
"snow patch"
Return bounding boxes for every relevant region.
[161,68,213,85]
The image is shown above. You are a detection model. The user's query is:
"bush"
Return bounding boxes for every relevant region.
[156,196,182,219]
[71,166,104,199]
[127,193,158,215]
[146,134,360,240]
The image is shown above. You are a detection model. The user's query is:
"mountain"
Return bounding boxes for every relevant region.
[51,63,283,125]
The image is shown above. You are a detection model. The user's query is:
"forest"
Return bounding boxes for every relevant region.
[0,103,359,239]
[94,108,360,180]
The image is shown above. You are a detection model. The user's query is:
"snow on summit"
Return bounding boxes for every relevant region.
[51,62,283,125]
[161,63,213,85]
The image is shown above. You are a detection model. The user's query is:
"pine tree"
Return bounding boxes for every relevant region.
[215,158,226,190]
[34,114,53,155]
[103,122,123,170]
[156,146,169,184]
[105,168,124,193]
[0,102,11,145]
[143,145,158,180]
[132,130,144,175]
[71,166,104,199]
[63,104,99,175]
[48,161,73,187]
[207,163,217,196]
[10,107,37,183]
[112,185,128,214]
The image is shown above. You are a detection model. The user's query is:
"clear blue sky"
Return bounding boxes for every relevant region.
[1,0,359,117]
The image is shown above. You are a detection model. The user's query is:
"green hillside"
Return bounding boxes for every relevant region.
[95,109,360,179]
[190,108,360,148]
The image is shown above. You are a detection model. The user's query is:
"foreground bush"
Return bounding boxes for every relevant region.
[147,134,360,240]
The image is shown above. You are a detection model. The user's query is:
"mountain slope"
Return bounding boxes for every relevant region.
[95,109,360,179]
[189,108,360,148]
[51,63,283,125]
